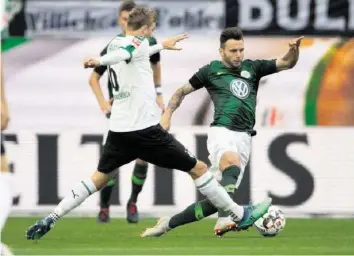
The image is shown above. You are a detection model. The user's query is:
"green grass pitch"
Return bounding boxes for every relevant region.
[2,217,354,255]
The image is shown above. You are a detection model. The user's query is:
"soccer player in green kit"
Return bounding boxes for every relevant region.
[89,0,164,224]
[141,27,303,238]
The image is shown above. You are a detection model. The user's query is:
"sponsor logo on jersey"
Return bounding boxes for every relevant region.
[108,45,121,51]
[114,92,131,100]
[241,70,251,79]
[230,79,250,99]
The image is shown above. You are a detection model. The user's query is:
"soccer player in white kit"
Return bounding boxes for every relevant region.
[90,1,164,223]
[26,7,271,241]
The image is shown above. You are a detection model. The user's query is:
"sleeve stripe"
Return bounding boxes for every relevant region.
[119,37,145,63]
[119,45,136,62]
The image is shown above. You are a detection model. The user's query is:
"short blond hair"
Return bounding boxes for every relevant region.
[127,6,156,30]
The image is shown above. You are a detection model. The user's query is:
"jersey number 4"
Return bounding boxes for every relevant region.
[108,67,119,92]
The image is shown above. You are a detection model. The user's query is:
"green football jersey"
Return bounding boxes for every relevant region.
[189,59,277,132]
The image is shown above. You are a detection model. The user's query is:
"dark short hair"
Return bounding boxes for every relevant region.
[119,0,136,14]
[127,6,156,30]
[220,27,243,48]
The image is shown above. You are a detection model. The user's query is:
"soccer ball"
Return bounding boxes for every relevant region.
[254,205,286,237]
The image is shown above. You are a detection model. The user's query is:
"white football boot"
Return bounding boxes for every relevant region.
[140,217,171,238]
[214,217,237,237]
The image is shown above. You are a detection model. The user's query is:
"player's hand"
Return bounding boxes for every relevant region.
[289,36,304,50]
[161,33,189,51]
[100,101,111,115]
[160,113,171,131]
[100,98,113,115]
[156,95,165,111]
[84,58,100,68]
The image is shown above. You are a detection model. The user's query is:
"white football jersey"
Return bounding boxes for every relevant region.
[106,35,161,132]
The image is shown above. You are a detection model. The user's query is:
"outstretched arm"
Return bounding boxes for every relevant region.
[276,36,304,71]
[84,49,130,68]
[160,83,196,130]
[98,49,131,65]
[149,44,163,56]
[98,43,163,65]
[149,33,188,56]
[165,83,196,116]
[84,34,189,68]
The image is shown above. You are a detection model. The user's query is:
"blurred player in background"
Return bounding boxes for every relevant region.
[1,1,18,254]
[142,27,302,238]
[0,61,14,256]
[89,0,164,224]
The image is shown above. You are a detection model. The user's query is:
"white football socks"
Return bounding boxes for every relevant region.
[194,171,244,221]
[52,179,98,220]
[0,172,13,232]
[0,243,13,256]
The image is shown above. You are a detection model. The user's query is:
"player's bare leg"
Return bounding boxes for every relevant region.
[26,170,116,240]
[126,158,148,223]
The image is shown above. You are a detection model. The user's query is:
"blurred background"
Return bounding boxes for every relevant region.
[1,0,354,218]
